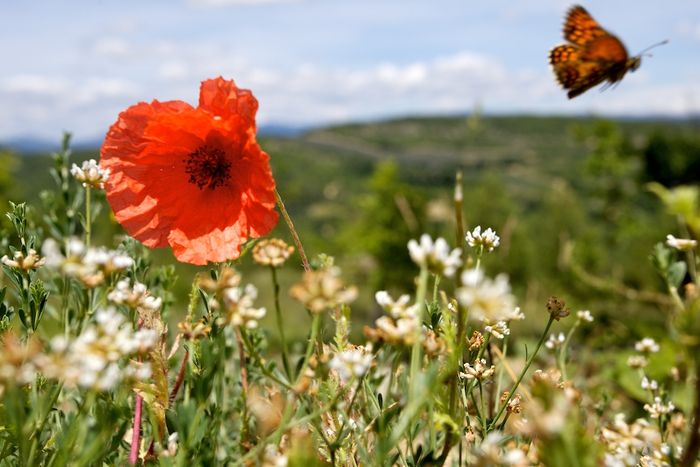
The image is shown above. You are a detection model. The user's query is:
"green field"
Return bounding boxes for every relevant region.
[3,114,699,340]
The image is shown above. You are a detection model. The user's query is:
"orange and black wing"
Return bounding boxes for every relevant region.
[563,5,608,45]
[564,62,615,99]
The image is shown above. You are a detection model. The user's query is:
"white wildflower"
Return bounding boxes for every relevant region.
[41,237,133,287]
[460,358,495,381]
[644,397,675,419]
[465,225,500,252]
[456,269,520,323]
[108,278,162,311]
[635,338,660,354]
[71,159,110,189]
[222,284,267,329]
[641,377,658,392]
[665,234,697,252]
[329,346,373,384]
[407,234,462,277]
[39,307,156,391]
[545,332,566,351]
[577,310,594,322]
[158,432,179,458]
[627,355,648,369]
[484,321,510,339]
[1,249,45,270]
[375,291,414,319]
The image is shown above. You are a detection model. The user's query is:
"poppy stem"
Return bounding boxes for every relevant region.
[274,188,310,272]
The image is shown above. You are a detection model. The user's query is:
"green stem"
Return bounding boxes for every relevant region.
[489,315,556,431]
[85,185,91,248]
[274,188,310,272]
[296,313,322,385]
[558,319,580,381]
[409,267,429,398]
[271,266,292,380]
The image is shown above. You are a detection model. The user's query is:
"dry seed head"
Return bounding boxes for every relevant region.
[546,296,570,321]
[253,238,295,267]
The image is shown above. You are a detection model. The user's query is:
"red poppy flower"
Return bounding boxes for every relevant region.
[100,77,278,265]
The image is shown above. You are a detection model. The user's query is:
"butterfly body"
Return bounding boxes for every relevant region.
[550,5,641,99]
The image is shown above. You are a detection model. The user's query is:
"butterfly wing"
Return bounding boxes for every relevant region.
[564,63,614,99]
[563,5,607,45]
[550,6,635,98]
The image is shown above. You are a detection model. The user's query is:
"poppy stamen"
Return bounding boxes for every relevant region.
[184,145,232,190]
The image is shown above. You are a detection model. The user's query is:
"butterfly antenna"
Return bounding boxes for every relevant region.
[637,39,669,57]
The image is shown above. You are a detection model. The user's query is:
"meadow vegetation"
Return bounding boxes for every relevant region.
[0,114,699,465]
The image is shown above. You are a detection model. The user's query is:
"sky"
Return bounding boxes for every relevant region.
[1,0,700,143]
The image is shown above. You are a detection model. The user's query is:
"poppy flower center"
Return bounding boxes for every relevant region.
[184,145,232,190]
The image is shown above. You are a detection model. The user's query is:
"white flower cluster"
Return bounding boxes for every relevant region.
[460,358,495,381]
[643,397,675,419]
[37,308,156,391]
[577,310,594,322]
[484,321,510,339]
[42,237,133,287]
[369,291,421,345]
[469,432,528,466]
[456,269,523,324]
[545,332,566,351]
[635,338,660,354]
[408,234,462,277]
[221,283,266,329]
[1,249,45,271]
[108,278,162,311]
[601,414,671,467]
[71,159,110,189]
[329,345,373,384]
[465,226,500,252]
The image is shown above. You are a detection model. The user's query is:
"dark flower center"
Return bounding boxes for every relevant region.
[184,145,232,190]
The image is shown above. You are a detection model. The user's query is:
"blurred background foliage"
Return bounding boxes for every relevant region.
[1,115,699,344]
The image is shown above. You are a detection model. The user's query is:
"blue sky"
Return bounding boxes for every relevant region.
[1,0,699,142]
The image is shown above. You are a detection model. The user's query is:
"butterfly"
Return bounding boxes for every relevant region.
[549,5,665,99]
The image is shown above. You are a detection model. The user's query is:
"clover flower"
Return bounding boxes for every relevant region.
[375,291,418,320]
[407,234,462,277]
[641,377,659,392]
[42,237,133,287]
[221,284,266,329]
[460,358,495,381]
[465,225,500,252]
[0,332,43,386]
[71,159,110,189]
[601,414,666,466]
[644,397,675,419]
[627,355,648,369]
[108,278,162,312]
[484,321,510,339]
[545,332,566,351]
[253,238,295,267]
[635,338,660,354]
[456,269,521,323]
[329,345,373,384]
[289,266,357,314]
[576,309,594,322]
[39,307,156,391]
[1,249,45,271]
[665,234,697,252]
